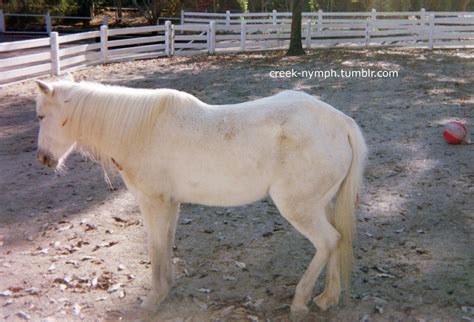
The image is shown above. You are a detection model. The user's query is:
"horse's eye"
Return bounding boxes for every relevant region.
[37,115,45,121]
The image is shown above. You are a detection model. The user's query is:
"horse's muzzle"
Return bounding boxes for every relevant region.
[37,151,57,168]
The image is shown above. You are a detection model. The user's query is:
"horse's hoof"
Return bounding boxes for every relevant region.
[313,292,339,311]
[140,291,167,310]
[290,304,310,322]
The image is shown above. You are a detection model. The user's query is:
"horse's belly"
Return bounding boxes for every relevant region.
[179,182,268,207]
[175,169,271,207]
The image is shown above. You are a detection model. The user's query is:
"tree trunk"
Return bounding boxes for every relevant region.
[286,0,305,56]
[133,0,162,25]
[116,0,123,23]
[80,0,92,28]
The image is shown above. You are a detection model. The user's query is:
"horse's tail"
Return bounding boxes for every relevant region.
[333,117,367,295]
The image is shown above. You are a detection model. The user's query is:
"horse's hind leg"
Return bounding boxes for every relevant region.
[270,187,340,319]
[313,204,341,311]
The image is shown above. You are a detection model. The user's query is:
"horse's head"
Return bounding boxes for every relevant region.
[35,74,75,170]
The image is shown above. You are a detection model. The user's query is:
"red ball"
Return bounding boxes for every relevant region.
[443,121,467,144]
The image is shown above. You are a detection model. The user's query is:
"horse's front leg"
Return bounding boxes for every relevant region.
[136,193,180,309]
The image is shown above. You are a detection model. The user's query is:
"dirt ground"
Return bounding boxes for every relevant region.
[0,49,473,322]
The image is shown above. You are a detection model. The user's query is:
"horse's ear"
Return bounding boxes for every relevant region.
[36,80,53,96]
[64,72,74,82]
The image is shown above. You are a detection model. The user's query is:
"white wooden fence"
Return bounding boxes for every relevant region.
[1,11,474,86]
[181,9,472,25]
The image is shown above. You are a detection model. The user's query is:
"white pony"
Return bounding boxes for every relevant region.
[35,75,367,319]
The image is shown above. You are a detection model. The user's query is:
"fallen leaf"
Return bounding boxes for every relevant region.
[66,260,79,268]
[197,288,211,293]
[107,283,122,293]
[25,287,39,295]
[375,305,384,314]
[58,224,73,231]
[247,315,259,322]
[235,261,246,270]
[85,223,97,232]
[373,266,390,274]
[181,218,193,225]
[8,287,23,293]
[193,297,208,310]
[81,256,95,261]
[360,314,370,322]
[33,247,49,255]
[91,277,98,288]
[16,311,31,320]
[416,248,430,255]
[100,241,119,248]
[3,299,13,306]
[216,305,235,317]
[375,273,396,279]
[96,272,115,290]
[72,303,81,315]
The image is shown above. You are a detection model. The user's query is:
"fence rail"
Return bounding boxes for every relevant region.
[181,9,473,25]
[1,10,474,86]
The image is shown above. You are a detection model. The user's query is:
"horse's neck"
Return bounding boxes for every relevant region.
[68,85,203,164]
[70,87,131,162]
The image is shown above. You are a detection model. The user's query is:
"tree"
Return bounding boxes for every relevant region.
[78,0,93,27]
[115,0,123,23]
[286,0,305,56]
[133,0,165,25]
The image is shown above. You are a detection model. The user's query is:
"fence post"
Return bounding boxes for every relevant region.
[272,9,277,24]
[165,20,171,56]
[46,12,52,35]
[371,8,377,20]
[50,32,60,76]
[0,10,5,33]
[371,8,377,32]
[318,9,323,32]
[226,10,230,25]
[428,14,434,50]
[365,20,370,48]
[305,19,312,49]
[100,25,108,63]
[102,16,109,26]
[420,8,426,21]
[209,21,216,54]
[170,23,175,56]
[240,20,246,51]
[181,10,184,25]
[419,8,426,44]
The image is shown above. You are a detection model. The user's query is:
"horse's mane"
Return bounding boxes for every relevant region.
[56,81,201,171]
